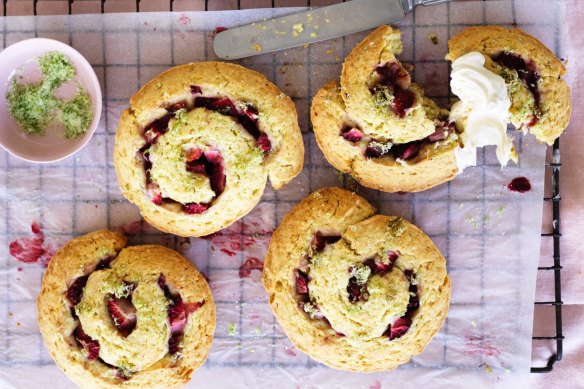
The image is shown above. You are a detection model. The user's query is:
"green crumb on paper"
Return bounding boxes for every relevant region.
[254,327,262,334]
[228,323,237,336]
[427,32,438,45]
[496,206,506,216]
[465,216,480,230]
[6,51,93,138]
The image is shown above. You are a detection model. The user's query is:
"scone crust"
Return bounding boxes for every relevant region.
[37,230,215,389]
[447,26,571,145]
[311,81,459,193]
[115,62,304,237]
[263,188,450,372]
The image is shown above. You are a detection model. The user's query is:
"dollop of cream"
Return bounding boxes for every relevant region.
[449,52,516,172]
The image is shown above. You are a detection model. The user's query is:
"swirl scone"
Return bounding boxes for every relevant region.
[263,188,450,372]
[311,26,460,193]
[37,230,215,388]
[115,62,304,237]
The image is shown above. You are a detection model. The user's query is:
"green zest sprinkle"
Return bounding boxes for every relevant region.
[228,323,237,336]
[6,51,93,138]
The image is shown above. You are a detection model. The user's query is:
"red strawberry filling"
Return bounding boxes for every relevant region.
[384,316,412,340]
[158,274,205,355]
[311,231,341,253]
[106,283,138,337]
[295,270,309,295]
[492,51,541,126]
[364,250,399,276]
[372,62,416,117]
[239,257,264,278]
[183,203,210,214]
[74,325,100,360]
[346,276,367,303]
[165,101,188,113]
[340,126,364,143]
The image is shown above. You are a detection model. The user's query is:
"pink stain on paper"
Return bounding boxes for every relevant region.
[369,380,382,389]
[9,222,55,267]
[178,14,191,25]
[284,346,297,356]
[239,257,264,278]
[115,220,143,236]
[424,70,441,87]
[200,203,273,280]
[464,336,502,357]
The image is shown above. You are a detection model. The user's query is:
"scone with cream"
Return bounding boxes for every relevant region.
[37,230,215,388]
[447,26,570,150]
[263,188,450,372]
[311,26,461,193]
[115,62,304,237]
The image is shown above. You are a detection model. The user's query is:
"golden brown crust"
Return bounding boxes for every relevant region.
[311,81,459,193]
[263,188,450,372]
[447,26,571,145]
[114,62,304,237]
[37,230,215,389]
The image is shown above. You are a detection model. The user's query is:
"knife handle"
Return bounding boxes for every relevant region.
[402,0,450,13]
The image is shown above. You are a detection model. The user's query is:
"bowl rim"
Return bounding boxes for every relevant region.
[0,37,102,163]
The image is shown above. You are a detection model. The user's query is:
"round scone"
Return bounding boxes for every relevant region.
[115,62,304,237]
[312,25,462,193]
[37,230,215,389]
[447,26,571,145]
[263,188,450,372]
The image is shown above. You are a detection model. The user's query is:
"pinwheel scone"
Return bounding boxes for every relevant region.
[311,26,461,193]
[37,230,215,389]
[115,62,304,237]
[263,188,450,372]
[447,26,570,145]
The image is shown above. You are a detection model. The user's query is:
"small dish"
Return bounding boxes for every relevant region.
[0,38,102,163]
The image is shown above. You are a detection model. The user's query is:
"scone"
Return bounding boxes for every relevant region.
[311,26,461,193]
[37,230,215,388]
[115,62,304,237]
[263,188,450,372]
[447,26,571,146]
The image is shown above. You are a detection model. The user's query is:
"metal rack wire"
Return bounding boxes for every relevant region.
[0,0,563,374]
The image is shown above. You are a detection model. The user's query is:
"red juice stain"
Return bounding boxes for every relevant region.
[239,257,264,278]
[178,14,191,25]
[369,380,382,389]
[284,346,296,357]
[9,222,55,267]
[464,335,502,357]
[115,220,142,236]
[221,248,236,257]
[507,177,532,193]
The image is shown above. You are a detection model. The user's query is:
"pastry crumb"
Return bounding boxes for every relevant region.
[310,32,318,38]
[427,32,438,45]
[293,23,304,37]
[253,44,263,52]
[228,323,237,336]
[470,320,477,328]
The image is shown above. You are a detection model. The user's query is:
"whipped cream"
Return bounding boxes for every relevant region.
[449,52,516,172]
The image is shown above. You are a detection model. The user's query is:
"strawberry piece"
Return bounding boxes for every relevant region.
[107,296,137,336]
[151,192,163,205]
[428,129,448,142]
[204,149,224,164]
[243,106,259,122]
[347,277,366,303]
[295,270,309,295]
[207,97,238,116]
[311,231,341,253]
[387,250,399,262]
[341,128,364,143]
[166,101,187,113]
[365,143,384,159]
[257,133,272,153]
[376,62,411,90]
[386,317,412,340]
[168,333,183,355]
[392,88,416,118]
[66,276,89,307]
[210,163,226,195]
[186,160,207,174]
[215,26,228,33]
[186,147,204,162]
[74,325,100,360]
[190,85,202,95]
[395,142,420,160]
[184,203,210,214]
[238,115,261,139]
[168,296,188,334]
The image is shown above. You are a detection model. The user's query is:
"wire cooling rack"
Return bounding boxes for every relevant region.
[0,0,564,375]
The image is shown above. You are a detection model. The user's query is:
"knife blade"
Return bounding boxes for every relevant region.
[213,0,448,60]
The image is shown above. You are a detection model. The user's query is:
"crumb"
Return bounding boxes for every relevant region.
[254,327,262,334]
[228,323,237,336]
[279,66,289,74]
[253,44,262,52]
[310,32,318,38]
[303,44,309,48]
[427,32,438,45]
[156,82,162,89]
[325,19,330,23]
[8,312,13,318]
[326,49,333,55]
[470,320,477,328]
[293,23,304,37]
[16,322,21,326]
[496,206,506,216]
[459,203,464,208]
[335,56,340,61]
[307,13,313,23]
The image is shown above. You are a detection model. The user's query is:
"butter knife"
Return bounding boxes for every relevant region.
[213,0,448,60]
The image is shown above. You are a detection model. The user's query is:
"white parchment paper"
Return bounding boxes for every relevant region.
[0,1,563,387]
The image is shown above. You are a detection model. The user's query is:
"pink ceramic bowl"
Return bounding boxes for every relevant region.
[0,38,102,163]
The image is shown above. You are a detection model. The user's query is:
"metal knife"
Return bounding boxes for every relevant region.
[213,0,448,60]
